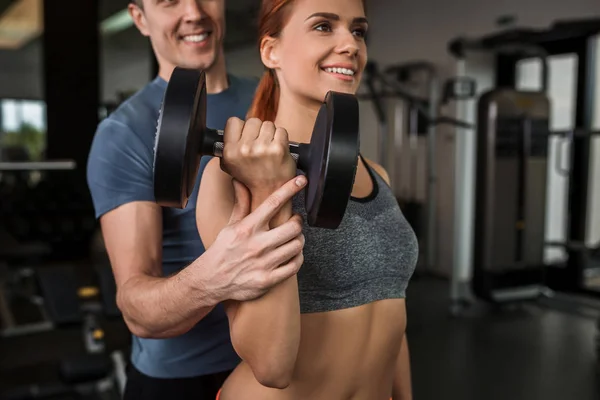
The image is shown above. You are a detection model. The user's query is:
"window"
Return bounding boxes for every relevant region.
[0,99,47,161]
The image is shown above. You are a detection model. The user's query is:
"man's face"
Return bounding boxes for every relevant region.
[129,0,226,75]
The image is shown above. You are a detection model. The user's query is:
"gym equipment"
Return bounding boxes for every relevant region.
[95,264,120,318]
[446,17,600,313]
[398,103,423,238]
[152,67,360,229]
[0,160,76,171]
[0,264,54,338]
[0,162,97,262]
[0,264,126,399]
[36,266,83,326]
[473,88,552,303]
[360,60,475,272]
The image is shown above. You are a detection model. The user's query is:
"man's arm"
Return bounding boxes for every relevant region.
[88,120,305,340]
[100,183,305,339]
[87,118,221,338]
[392,333,413,400]
[100,201,219,338]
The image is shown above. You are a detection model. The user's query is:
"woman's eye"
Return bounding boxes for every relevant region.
[315,22,332,32]
[353,28,366,38]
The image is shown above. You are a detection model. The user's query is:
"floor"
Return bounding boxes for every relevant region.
[405,276,600,400]
[1,274,600,400]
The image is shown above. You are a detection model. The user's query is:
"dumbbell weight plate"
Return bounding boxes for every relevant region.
[153,68,205,208]
[303,92,359,229]
[153,67,360,229]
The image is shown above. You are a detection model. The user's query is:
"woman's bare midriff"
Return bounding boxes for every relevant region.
[219,298,406,400]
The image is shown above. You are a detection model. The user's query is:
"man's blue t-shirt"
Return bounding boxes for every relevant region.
[86,74,258,379]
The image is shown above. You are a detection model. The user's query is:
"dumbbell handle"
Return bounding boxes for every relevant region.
[208,128,309,170]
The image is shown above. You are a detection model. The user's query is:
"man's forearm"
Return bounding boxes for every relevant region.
[117,257,217,338]
[392,333,413,400]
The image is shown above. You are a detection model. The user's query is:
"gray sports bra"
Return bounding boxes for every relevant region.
[292,157,419,314]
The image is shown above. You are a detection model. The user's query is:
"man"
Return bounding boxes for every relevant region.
[86,1,305,399]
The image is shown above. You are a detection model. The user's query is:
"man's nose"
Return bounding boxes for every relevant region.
[181,0,204,23]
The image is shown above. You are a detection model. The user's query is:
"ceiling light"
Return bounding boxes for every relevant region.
[101,9,134,36]
[0,0,43,50]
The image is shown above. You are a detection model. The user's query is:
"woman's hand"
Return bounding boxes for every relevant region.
[220,117,297,198]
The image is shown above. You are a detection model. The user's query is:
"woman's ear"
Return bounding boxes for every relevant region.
[260,36,280,70]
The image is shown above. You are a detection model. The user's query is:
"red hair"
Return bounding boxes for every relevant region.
[247,0,367,121]
[246,0,294,122]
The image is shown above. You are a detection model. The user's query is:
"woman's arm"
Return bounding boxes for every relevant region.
[197,151,301,388]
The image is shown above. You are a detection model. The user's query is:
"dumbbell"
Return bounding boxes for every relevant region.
[152,67,360,229]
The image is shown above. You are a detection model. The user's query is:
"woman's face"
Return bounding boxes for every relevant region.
[263,0,368,106]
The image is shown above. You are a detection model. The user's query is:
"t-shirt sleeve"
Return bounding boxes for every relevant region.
[86,118,155,219]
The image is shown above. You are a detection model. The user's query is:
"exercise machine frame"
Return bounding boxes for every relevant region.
[361,61,474,274]
[447,18,600,314]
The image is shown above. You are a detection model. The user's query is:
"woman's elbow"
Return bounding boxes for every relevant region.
[254,364,294,389]
[236,342,296,389]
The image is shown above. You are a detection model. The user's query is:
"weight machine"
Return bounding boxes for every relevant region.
[0,264,127,400]
[447,18,600,315]
[0,161,126,399]
[361,60,475,272]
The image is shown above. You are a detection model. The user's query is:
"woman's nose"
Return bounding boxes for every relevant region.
[336,31,359,56]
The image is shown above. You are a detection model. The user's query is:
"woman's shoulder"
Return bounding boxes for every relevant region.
[362,157,391,186]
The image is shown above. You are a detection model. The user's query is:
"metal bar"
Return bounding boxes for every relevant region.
[549,129,600,137]
[0,284,15,329]
[0,321,54,338]
[111,350,128,395]
[564,36,597,290]
[0,161,76,171]
[425,75,439,272]
[450,57,477,313]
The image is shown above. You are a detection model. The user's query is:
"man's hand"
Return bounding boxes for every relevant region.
[200,174,307,304]
[105,174,306,339]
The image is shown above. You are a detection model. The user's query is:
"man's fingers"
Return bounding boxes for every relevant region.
[259,213,304,249]
[261,233,305,272]
[267,251,304,287]
[228,179,251,225]
[241,175,307,228]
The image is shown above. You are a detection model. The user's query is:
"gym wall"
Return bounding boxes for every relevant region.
[225,46,264,79]
[0,36,151,104]
[0,41,41,100]
[101,41,152,104]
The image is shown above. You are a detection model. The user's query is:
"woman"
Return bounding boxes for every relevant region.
[196,0,418,398]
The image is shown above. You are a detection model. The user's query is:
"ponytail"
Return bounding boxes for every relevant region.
[247,69,279,122]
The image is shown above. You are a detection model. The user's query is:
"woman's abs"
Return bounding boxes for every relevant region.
[219,299,406,400]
